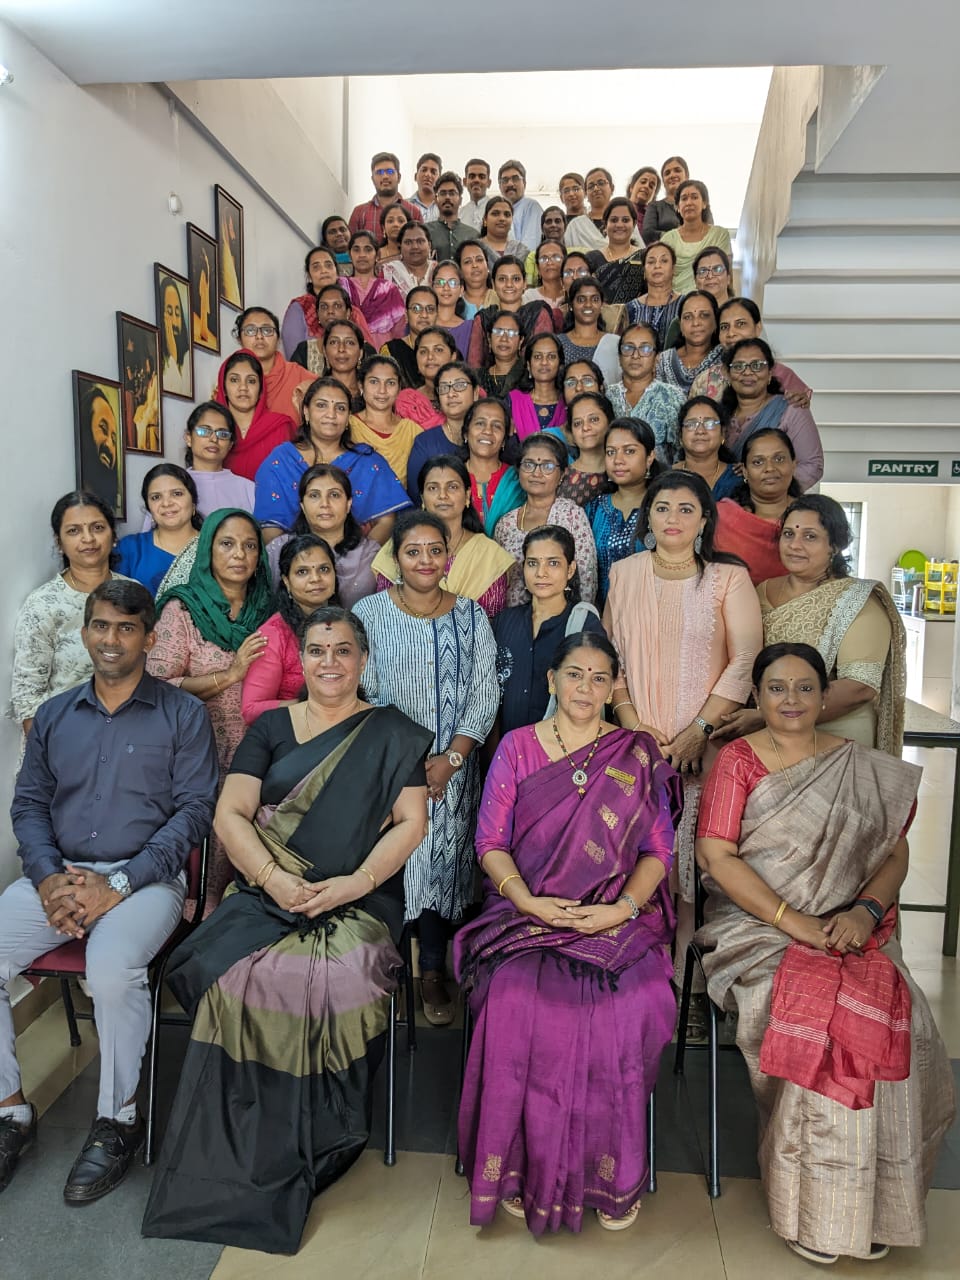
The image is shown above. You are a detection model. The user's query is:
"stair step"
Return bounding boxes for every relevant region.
[783,358,960,393]
[775,234,960,272]
[765,319,960,357]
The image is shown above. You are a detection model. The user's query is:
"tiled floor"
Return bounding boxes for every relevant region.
[5,744,959,1279]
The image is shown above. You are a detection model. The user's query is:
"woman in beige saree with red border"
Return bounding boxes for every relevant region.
[696,643,954,1264]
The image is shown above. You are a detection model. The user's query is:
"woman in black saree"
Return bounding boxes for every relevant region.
[142,606,431,1254]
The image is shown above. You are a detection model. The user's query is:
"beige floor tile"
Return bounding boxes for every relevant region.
[16,997,100,1117]
[712,1178,960,1279]
[211,1149,442,1280]
[421,1166,726,1280]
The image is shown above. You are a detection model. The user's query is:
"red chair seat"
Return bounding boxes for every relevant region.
[27,940,87,975]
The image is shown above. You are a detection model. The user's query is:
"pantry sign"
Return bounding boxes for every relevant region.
[868,459,939,478]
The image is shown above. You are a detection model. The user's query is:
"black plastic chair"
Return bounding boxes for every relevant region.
[672,864,738,1198]
[454,992,657,1194]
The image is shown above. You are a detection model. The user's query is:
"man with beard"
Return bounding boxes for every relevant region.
[158,275,191,396]
[348,151,422,240]
[78,384,122,515]
[426,172,480,260]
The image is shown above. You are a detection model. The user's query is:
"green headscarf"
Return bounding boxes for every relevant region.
[156,508,272,653]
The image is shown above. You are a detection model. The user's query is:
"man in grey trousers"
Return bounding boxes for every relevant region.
[0,579,218,1203]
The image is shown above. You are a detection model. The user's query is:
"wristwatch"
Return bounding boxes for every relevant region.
[106,869,132,898]
[447,750,464,769]
[694,716,715,737]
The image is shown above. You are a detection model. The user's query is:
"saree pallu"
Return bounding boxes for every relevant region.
[455,732,682,1233]
[698,743,955,1258]
[761,577,906,755]
[142,707,432,1254]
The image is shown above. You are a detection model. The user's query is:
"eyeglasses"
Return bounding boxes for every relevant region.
[564,375,597,388]
[539,253,564,264]
[561,267,590,279]
[681,418,721,431]
[620,342,656,357]
[729,359,769,373]
[491,327,520,338]
[433,277,460,289]
[559,185,583,197]
[374,167,397,177]
[408,303,437,315]
[438,379,471,393]
[520,459,559,474]
[192,426,232,441]
[240,324,277,338]
[696,264,728,278]
[585,179,611,192]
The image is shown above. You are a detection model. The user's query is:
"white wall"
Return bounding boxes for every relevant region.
[821,482,955,585]
[411,123,762,231]
[0,21,343,885]
[345,77,414,214]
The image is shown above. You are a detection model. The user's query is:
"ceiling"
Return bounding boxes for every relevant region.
[0,0,947,83]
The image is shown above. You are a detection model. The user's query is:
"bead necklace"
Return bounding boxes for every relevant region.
[767,729,817,796]
[552,715,603,796]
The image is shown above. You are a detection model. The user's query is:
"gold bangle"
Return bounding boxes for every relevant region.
[260,862,278,889]
[357,865,377,890]
[498,873,522,897]
[612,701,634,713]
[252,857,274,887]
[773,899,788,928]
[212,671,222,692]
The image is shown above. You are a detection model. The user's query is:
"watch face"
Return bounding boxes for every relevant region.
[448,751,464,768]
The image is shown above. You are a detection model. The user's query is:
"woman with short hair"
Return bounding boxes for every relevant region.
[625,241,682,347]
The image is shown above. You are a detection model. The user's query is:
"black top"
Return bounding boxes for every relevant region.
[493,602,606,733]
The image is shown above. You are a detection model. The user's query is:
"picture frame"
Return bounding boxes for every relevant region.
[215,184,244,310]
[116,312,163,455]
[186,222,221,354]
[154,263,194,401]
[72,370,125,520]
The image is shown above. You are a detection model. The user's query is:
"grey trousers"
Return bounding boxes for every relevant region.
[0,863,185,1119]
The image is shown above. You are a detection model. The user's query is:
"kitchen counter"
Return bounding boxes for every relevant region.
[901,612,955,716]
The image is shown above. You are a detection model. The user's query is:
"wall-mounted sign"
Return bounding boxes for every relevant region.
[867,460,939,478]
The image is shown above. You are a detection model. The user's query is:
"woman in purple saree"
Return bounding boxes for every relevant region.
[454,631,682,1234]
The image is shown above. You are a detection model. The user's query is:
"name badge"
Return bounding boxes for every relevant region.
[604,767,636,785]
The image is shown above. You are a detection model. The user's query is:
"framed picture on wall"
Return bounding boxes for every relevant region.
[215,185,244,310]
[72,370,125,520]
[154,263,194,400]
[116,312,163,455]
[187,223,220,354]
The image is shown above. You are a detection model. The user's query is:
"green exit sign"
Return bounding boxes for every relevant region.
[868,460,939,477]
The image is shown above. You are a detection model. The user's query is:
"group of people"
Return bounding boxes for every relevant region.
[0,147,953,1266]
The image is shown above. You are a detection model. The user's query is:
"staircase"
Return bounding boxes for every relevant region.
[758,173,960,483]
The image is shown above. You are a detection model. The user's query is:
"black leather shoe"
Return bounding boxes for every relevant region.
[0,1104,37,1194]
[63,1113,144,1204]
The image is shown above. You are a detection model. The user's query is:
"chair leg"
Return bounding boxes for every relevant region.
[401,927,417,1053]
[454,997,473,1177]
[706,996,721,1198]
[673,943,696,1074]
[384,988,397,1166]
[646,1087,657,1194]
[61,978,81,1048]
[143,961,168,1166]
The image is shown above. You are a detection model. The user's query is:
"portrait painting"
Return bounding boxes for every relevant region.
[215,185,244,310]
[154,263,194,400]
[116,312,163,454]
[187,223,220,354]
[73,371,125,520]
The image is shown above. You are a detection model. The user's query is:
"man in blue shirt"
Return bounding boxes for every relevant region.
[497,159,544,252]
[0,580,218,1203]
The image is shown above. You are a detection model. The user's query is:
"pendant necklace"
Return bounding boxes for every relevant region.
[552,715,602,796]
[398,584,443,618]
[767,729,817,796]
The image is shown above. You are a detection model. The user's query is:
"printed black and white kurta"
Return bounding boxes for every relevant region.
[351,593,498,919]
